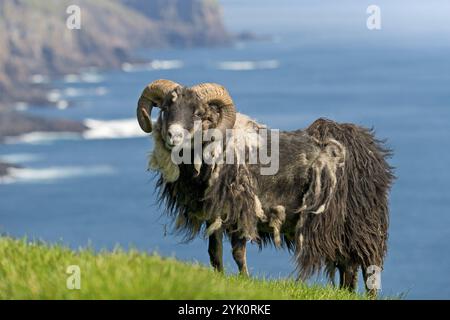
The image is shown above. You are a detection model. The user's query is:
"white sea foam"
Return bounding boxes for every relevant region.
[63,87,81,97]
[217,60,280,71]
[63,74,81,83]
[47,89,62,103]
[0,153,43,164]
[64,72,104,84]
[15,102,29,111]
[62,86,109,98]
[4,132,82,145]
[29,74,49,84]
[122,60,183,72]
[0,165,115,184]
[151,59,183,70]
[57,100,69,110]
[80,72,104,83]
[83,118,147,140]
[4,118,148,145]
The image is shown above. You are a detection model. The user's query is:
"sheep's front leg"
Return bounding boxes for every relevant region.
[208,228,224,272]
[231,234,249,276]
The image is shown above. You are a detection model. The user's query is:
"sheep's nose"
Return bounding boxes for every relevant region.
[167,124,184,146]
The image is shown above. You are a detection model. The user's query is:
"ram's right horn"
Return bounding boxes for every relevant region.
[136,79,180,133]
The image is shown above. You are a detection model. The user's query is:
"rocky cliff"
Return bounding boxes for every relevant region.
[0,0,230,106]
[0,0,231,175]
[121,0,228,47]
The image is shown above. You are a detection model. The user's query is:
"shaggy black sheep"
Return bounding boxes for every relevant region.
[136,79,394,295]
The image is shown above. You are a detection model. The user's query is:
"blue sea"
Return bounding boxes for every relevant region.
[1,0,450,299]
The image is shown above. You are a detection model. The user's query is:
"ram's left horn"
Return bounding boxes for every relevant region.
[191,83,237,132]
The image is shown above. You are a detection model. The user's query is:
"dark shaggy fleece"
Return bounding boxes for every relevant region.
[294,118,395,281]
[153,117,394,285]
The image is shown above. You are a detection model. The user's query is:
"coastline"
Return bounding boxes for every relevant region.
[0,0,233,143]
[0,107,86,179]
[0,1,264,179]
[0,110,86,141]
[0,162,20,179]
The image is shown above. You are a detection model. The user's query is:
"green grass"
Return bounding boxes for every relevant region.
[0,238,368,300]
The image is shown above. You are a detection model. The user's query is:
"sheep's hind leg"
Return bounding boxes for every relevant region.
[325,261,338,287]
[338,264,358,292]
[208,228,224,272]
[231,233,249,276]
[362,265,379,299]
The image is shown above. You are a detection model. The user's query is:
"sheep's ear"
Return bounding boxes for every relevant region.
[298,139,346,215]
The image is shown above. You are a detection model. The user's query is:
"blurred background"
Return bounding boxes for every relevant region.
[1,0,449,299]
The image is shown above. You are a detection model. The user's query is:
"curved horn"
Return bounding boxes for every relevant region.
[137,79,180,133]
[191,83,236,131]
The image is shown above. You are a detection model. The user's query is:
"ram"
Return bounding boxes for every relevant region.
[136,79,394,294]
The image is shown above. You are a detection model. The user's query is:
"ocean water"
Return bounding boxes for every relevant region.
[1,1,450,299]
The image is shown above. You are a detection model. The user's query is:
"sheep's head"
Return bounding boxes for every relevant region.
[137,79,236,150]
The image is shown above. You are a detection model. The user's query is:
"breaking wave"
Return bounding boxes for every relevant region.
[121,60,184,72]
[0,165,116,184]
[4,118,150,145]
[29,74,49,84]
[62,87,109,98]
[217,60,280,71]
[62,72,104,84]
[0,153,43,164]
[45,87,108,109]
[82,118,147,140]
[4,132,83,145]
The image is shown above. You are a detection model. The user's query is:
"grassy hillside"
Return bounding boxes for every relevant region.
[0,238,367,300]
